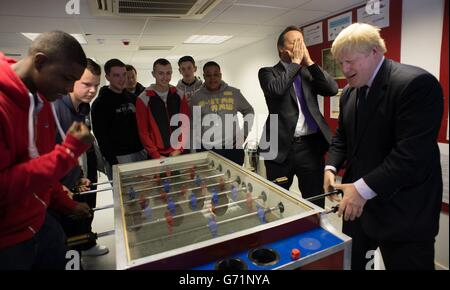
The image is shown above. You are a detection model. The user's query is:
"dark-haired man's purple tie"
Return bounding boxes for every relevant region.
[293,75,318,132]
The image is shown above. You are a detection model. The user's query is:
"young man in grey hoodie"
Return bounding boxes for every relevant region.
[176,56,203,106]
[191,61,254,165]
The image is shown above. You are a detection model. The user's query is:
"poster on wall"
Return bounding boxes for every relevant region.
[322,48,344,79]
[330,89,343,119]
[304,22,323,47]
[328,12,352,41]
[357,0,390,28]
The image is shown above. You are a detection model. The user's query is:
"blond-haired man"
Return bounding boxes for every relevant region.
[324,23,443,270]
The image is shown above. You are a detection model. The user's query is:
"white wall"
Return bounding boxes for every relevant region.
[401,0,445,78]
[136,61,185,88]
[98,61,185,89]
[209,0,448,269]
[402,0,448,270]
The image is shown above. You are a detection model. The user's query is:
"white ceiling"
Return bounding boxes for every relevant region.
[0,0,364,69]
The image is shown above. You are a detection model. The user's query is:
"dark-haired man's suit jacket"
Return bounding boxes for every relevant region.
[258,62,338,207]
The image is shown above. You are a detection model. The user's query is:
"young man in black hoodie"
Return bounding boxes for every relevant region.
[91,59,147,179]
[125,64,145,97]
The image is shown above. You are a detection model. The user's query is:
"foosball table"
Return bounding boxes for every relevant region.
[111,151,351,270]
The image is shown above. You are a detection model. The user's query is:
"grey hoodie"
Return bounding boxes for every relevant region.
[191,81,254,149]
[176,77,203,106]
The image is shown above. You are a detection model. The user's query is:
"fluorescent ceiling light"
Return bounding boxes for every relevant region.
[183,35,232,44]
[166,55,184,60]
[21,33,88,44]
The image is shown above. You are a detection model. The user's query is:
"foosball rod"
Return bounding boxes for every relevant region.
[121,167,216,187]
[66,229,115,248]
[126,187,248,217]
[304,190,342,215]
[305,189,343,202]
[131,202,284,248]
[77,180,113,187]
[128,193,260,230]
[74,165,214,191]
[124,177,235,205]
[75,186,114,196]
[120,161,211,181]
[92,204,114,212]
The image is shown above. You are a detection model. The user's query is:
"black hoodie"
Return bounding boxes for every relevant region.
[91,86,143,164]
[128,82,145,97]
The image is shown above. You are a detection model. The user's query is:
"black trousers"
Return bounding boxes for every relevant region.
[0,213,68,270]
[343,219,435,270]
[265,133,327,208]
[60,150,98,251]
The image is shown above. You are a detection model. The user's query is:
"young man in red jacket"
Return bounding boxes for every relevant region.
[0,31,92,269]
[136,58,190,159]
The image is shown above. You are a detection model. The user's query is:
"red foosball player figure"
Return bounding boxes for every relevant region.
[246,192,253,210]
[165,211,174,234]
[154,173,161,186]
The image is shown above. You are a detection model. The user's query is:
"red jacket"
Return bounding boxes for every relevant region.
[0,52,90,250]
[136,86,190,159]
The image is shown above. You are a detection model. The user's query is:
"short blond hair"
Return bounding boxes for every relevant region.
[331,23,387,59]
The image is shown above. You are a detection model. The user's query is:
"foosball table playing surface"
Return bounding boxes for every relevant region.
[112,151,351,270]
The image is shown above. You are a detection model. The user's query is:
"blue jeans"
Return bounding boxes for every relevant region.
[0,213,68,270]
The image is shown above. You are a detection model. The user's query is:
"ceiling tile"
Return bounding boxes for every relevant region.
[79,18,147,34]
[144,20,203,36]
[138,35,185,46]
[0,16,82,33]
[85,34,141,46]
[0,33,32,45]
[266,9,330,26]
[212,5,288,25]
[299,0,364,12]
[0,0,85,18]
[235,0,311,9]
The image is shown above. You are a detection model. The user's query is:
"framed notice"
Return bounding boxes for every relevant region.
[304,22,323,47]
[330,89,343,119]
[328,11,352,41]
[357,0,390,29]
[322,48,344,79]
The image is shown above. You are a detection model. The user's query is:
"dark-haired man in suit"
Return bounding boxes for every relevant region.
[258,26,338,208]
